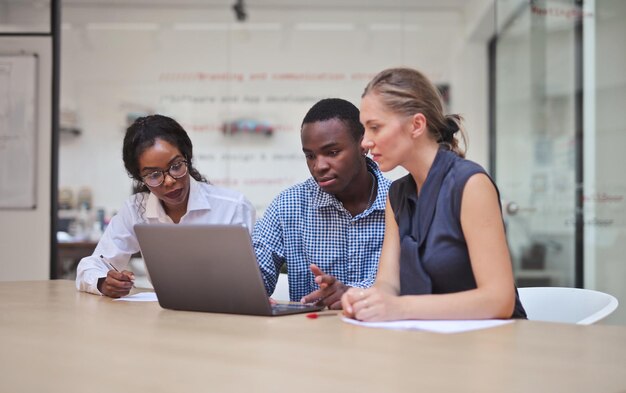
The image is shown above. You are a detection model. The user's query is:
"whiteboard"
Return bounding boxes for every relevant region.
[0,54,38,209]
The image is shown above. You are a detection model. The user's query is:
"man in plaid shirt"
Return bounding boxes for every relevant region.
[252,98,391,309]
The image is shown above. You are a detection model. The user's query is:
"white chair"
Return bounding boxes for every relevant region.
[271,273,290,302]
[518,287,619,325]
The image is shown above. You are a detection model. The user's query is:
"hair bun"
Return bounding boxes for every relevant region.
[445,115,460,135]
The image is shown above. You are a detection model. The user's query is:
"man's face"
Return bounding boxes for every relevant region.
[301,118,364,197]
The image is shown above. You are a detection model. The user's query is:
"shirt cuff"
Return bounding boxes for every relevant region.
[346,278,375,289]
[77,270,105,296]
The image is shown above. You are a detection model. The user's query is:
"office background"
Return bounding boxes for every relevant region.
[0,0,624,323]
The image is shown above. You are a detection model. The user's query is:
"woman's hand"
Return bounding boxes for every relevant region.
[98,270,135,298]
[341,287,402,322]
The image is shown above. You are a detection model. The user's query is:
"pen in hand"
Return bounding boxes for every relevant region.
[99,254,119,272]
[100,255,135,285]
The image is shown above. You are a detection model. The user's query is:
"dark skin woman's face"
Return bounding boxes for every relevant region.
[137,138,190,216]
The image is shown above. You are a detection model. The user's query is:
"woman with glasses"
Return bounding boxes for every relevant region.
[76,114,255,298]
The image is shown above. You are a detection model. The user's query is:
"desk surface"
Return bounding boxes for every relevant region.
[1,281,625,393]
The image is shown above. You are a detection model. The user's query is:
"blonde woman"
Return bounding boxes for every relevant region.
[342,68,526,321]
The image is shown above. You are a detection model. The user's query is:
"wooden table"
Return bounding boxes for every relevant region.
[1,280,625,393]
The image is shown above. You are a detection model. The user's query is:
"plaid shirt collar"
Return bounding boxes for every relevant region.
[310,157,387,215]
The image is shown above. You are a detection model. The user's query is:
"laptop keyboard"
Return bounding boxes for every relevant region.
[271,303,316,311]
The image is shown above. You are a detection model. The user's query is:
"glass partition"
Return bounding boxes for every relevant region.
[57,2,469,279]
[584,0,626,324]
[495,0,626,324]
[495,0,578,288]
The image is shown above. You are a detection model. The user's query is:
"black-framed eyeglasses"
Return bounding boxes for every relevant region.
[141,160,188,187]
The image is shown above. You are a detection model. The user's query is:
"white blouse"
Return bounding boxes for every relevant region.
[76,177,255,295]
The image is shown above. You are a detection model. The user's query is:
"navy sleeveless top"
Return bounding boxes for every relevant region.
[389,148,526,319]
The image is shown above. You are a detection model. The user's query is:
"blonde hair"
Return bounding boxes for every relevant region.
[362,67,467,157]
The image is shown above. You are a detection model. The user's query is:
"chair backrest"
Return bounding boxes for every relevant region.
[271,273,290,302]
[518,287,619,325]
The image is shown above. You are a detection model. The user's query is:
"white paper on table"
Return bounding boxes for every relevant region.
[342,317,514,334]
[113,292,158,302]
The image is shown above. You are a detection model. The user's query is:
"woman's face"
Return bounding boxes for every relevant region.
[137,138,190,214]
[359,93,414,172]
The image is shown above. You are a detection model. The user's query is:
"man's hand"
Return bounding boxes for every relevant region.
[300,264,349,310]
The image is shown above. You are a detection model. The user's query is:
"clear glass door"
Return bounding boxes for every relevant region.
[494,0,579,287]
[584,0,626,324]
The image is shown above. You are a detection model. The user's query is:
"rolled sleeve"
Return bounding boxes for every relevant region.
[75,200,139,295]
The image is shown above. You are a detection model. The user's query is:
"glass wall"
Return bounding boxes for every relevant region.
[494,0,626,323]
[495,0,578,288]
[59,3,466,219]
[584,0,626,324]
[56,2,482,279]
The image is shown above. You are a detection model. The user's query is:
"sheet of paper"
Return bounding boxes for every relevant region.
[113,292,158,302]
[342,317,514,334]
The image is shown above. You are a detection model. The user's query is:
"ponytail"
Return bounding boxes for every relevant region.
[438,114,467,158]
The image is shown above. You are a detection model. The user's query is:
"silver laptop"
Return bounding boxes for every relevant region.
[134,223,324,316]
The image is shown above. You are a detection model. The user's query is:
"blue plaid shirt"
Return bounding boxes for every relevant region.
[252,158,391,301]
